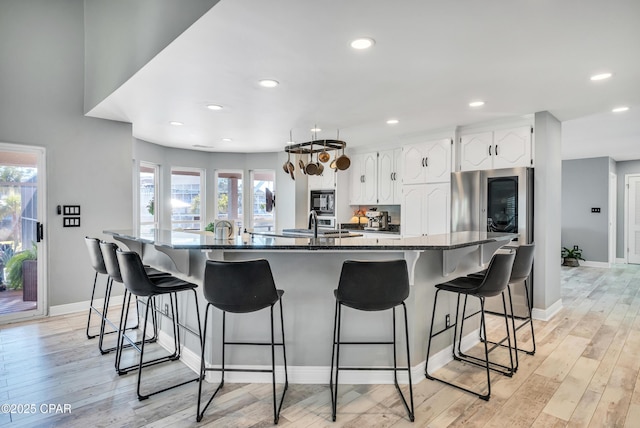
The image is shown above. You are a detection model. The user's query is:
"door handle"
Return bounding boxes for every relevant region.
[489,145,492,156]
[495,144,499,156]
[36,222,44,242]
[425,157,428,167]
[421,158,425,167]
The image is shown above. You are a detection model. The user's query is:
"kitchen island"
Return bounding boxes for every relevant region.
[105,229,515,384]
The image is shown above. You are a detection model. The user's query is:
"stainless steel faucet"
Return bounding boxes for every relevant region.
[308,210,318,238]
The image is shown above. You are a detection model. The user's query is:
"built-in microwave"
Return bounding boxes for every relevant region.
[310,189,335,216]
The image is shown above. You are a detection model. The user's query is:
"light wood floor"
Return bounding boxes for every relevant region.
[2,264,640,427]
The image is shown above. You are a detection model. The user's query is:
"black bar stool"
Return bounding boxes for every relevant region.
[330,259,414,422]
[115,249,203,401]
[197,259,288,424]
[468,243,536,368]
[84,237,115,352]
[99,241,171,361]
[425,251,515,401]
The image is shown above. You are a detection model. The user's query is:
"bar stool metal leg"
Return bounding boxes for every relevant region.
[197,299,288,423]
[458,291,516,376]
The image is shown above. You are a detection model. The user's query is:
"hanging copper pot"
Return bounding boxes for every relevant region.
[335,145,351,170]
[318,140,330,163]
[305,141,318,175]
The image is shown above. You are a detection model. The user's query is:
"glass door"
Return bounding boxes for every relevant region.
[487,176,518,233]
[0,144,46,322]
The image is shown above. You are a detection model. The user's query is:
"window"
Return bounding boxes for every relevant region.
[139,162,158,233]
[171,168,204,230]
[215,170,243,231]
[250,170,275,231]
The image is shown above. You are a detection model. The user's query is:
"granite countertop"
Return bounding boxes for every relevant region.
[104,229,516,251]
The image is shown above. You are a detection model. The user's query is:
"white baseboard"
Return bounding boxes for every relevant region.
[581,260,611,268]
[199,362,427,385]
[49,294,124,316]
[425,329,480,374]
[616,258,626,264]
[532,298,562,321]
[173,329,481,386]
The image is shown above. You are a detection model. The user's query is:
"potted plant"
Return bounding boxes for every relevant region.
[562,246,584,267]
[5,245,37,297]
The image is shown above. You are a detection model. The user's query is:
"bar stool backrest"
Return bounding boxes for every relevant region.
[85,237,107,275]
[477,251,516,298]
[100,241,122,283]
[116,250,157,297]
[337,259,410,311]
[203,259,279,313]
[510,243,535,283]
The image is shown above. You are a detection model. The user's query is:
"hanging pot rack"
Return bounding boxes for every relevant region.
[284,139,346,155]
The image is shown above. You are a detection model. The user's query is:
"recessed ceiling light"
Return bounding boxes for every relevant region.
[590,72,613,81]
[351,38,375,50]
[386,119,399,125]
[259,79,279,88]
[221,138,233,142]
[469,101,485,107]
[310,127,322,133]
[207,104,223,110]
[612,106,629,113]
[170,121,183,126]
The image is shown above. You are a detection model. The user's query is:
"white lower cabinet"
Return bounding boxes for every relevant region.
[401,183,450,237]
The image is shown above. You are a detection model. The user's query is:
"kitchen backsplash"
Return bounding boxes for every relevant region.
[350,204,401,225]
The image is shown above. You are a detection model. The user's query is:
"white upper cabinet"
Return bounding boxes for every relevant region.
[492,127,533,169]
[308,167,335,190]
[460,126,532,171]
[349,152,377,205]
[377,148,402,205]
[402,138,452,185]
[459,132,493,171]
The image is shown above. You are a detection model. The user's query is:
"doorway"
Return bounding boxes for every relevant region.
[0,143,46,322]
[626,174,640,264]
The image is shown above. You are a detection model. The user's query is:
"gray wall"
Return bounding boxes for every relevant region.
[134,140,289,232]
[615,160,640,258]
[83,0,219,113]
[0,0,133,307]
[561,157,611,262]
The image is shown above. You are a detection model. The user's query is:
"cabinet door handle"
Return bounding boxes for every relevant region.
[495,144,499,156]
[425,157,428,167]
[489,145,492,156]
[421,157,425,167]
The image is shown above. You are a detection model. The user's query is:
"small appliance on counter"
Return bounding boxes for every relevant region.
[364,210,389,231]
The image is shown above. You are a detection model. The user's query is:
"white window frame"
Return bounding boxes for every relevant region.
[170,166,205,230]
[214,169,244,231]
[138,161,159,232]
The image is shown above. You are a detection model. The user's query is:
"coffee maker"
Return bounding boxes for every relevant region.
[364,210,389,231]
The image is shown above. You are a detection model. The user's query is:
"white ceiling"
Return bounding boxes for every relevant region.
[87,0,640,160]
